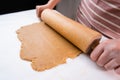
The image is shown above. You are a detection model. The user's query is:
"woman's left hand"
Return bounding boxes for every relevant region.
[90,39,120,75]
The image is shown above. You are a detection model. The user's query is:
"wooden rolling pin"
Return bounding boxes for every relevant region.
[41,9,102,53]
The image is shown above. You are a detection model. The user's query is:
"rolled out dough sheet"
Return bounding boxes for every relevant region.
[16,22,81,71]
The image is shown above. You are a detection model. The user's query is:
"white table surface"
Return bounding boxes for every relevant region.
[0,9,120,80]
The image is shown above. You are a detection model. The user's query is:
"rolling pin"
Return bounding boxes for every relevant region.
[41,9,102,53]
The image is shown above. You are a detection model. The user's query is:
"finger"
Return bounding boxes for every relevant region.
[115,66,120,75]
[36,6,41,17]
[104,59,119,70]
[96,50,113,67]
[90,43,104,61]
[36,6,39,17]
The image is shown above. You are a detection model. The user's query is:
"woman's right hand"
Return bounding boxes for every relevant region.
[36,0,60,18]
[36,4,49,18]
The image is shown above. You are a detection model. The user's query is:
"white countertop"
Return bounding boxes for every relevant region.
[0,9,120,80]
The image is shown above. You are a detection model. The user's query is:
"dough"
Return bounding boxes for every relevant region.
[16,22,81,71]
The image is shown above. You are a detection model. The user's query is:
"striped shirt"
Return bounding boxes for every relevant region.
[76,0,120,39]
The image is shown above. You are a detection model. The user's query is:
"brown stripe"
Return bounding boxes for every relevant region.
[91,0,120,25]
[99,0,120,17]
[76,5,92,28]
[89,20,120,39]
[105,0,120,4]
[83,0,120,33]
[77,0,120,38]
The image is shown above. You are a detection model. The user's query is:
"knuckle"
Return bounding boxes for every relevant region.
[104,65,111,70]
[96,60,104,67]
[115,68,120,75]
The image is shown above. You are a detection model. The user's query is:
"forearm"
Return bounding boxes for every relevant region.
[47,0,61,9]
